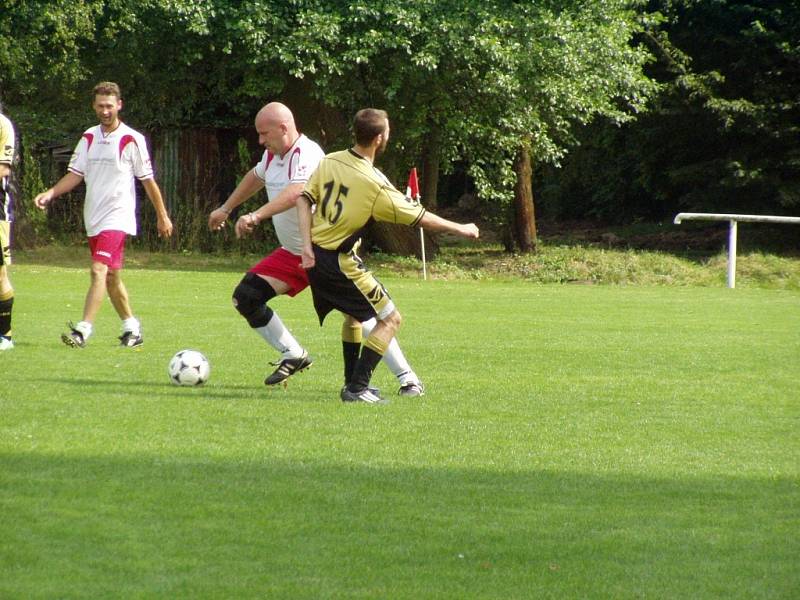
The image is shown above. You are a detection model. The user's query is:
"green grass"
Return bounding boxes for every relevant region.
[1,254,799,598]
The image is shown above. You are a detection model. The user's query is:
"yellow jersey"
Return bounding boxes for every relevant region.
[302,149,425,252]
[0,113,15,221]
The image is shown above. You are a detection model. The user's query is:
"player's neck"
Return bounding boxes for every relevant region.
[278,133,301,158]
[100,119,121,135]
[351,145,375,164]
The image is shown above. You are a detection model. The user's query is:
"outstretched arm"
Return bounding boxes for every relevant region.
[418,211,479,239]
[33,172,84,209]
[234,182,304,239]
[208,169,264,231]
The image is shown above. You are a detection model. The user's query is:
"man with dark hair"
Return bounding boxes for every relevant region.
[0,101,16,350]
[34,82,173,348]
[298,108,480,404]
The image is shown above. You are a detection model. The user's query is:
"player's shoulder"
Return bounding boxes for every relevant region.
[0,112,12,131]
[118,122,147,141]
[324,149,364,167]
[82,124,102,137]
[297,134,324,155]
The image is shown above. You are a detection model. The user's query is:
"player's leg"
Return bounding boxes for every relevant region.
[232,250,311,385]
[0,222,13,349]
[344,309,401,402]
[107,269,142,347]
[307,247,394,403]
[98,231,141,347]
[62,259,107,347]
[63,231,123,348]
[341,315,362,385]
[362,317,424,396]
[0,265,13,350]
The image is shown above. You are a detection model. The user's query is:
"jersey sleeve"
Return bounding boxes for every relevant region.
[67,133,91,177]
[288,143,324,185]
[127,133,154,180]
[301,161,323,206]
[0,115,14,166]
[253,150,271,182]
[372,184,426,227]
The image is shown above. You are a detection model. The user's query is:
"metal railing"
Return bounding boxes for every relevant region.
[673,213,800,288]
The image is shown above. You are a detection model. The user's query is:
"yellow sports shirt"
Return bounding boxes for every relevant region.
[302,149,425,252]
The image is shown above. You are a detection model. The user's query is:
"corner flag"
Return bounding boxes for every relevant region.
[405,167,420,201]
[405,168,427,280]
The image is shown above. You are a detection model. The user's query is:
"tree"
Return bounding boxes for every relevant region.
[540,1,800,223]
[261,0,656,252]
[2,0,658,254]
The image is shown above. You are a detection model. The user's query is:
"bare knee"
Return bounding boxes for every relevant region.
[0,266,11,295]
[106,268,122,288]
[382,310,402,334]
[90,261,109,282]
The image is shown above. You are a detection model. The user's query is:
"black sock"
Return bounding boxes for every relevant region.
[348,346,383,392]
[0,296,12,337]
[342,341,361,384]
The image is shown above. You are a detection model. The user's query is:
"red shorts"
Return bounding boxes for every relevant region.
[88,230,127,270]
[249,247,309,297]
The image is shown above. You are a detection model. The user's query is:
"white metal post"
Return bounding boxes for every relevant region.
[727,220,737,289]
[673,212,800,289]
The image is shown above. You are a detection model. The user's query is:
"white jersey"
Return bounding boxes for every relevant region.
[68,122,154,237]
[253,134,324,255]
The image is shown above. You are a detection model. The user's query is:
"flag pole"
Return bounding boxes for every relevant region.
[419,228,427,280]
[405,168,427,280]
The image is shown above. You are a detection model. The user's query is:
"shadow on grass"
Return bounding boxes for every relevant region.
[1,451,797,598]
[22,376,329,402]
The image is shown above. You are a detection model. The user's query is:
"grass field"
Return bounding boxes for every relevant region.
[1,255,799,598]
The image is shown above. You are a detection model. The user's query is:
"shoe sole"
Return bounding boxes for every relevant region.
[264,360,313,386]
[398,386,425,397]
[61,333,84,348]
[121,342,144,350]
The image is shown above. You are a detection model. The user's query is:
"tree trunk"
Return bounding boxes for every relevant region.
[513,145,537,252]
[368,123,442,258]
[367,221,439,260]
[421,128,441,210]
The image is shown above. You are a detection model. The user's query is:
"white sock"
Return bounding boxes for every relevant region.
[122,317,140,336]
[76,320,93,339]
[254,312,304,359]
[361,318,418,385]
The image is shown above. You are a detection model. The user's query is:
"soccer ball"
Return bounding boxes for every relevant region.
[168,349,210,386]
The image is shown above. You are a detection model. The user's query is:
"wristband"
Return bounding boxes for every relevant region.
[219,206,231,215]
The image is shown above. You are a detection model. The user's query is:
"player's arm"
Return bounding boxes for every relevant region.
[297,193,315,269]
[418,211,480,239]
[0,118,14,178]
[33,172,85,209]
[235,182,304,239]
[208,169,264,231]
[141,177,174,238]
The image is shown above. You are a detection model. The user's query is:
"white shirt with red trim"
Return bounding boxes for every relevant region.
[253,134,324,255]
[68,122,154,236]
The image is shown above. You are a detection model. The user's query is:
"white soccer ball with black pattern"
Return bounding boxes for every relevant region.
[168,349,210,386]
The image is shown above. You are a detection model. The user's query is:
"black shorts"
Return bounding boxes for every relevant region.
[307,245,395,324]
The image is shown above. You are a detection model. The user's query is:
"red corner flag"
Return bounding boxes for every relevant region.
[405,167,420,201]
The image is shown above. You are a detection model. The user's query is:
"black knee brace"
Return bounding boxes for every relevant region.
[232,272,277,328]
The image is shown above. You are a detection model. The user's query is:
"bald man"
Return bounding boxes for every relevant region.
[209,103,425,395]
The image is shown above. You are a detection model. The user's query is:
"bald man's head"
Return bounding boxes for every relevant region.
[255,102,299,155]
